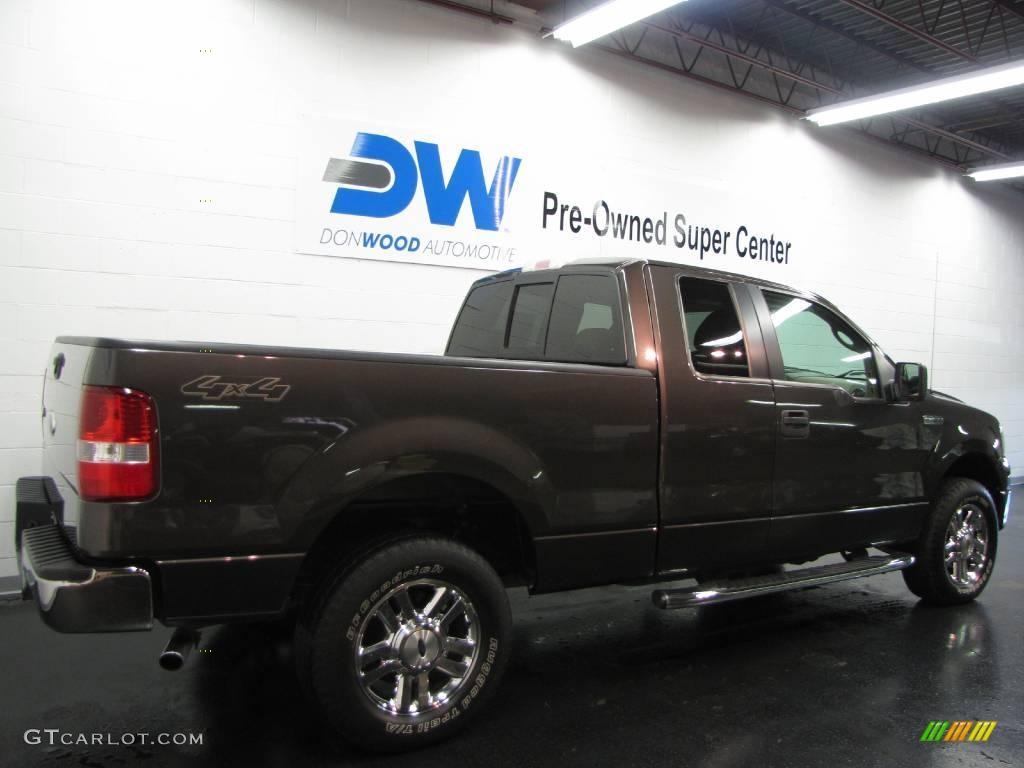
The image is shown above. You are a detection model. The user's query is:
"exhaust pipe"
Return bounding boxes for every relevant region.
[159,628,201,671]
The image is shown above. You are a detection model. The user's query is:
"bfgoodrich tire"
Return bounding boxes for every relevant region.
[305,537,512,752]
[902,478,998,606]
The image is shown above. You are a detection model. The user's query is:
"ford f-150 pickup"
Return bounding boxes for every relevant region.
[16,258,1011,751]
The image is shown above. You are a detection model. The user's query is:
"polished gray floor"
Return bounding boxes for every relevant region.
[2,495,1022,767]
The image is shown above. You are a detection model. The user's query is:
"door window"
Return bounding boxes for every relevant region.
[763,291,880,398]
[678,277,750,377]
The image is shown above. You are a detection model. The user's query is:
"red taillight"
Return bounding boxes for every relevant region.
[77,386,159,501]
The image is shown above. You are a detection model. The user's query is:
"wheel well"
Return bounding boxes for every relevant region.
[291,473,535,611]
[944,453,1002,504]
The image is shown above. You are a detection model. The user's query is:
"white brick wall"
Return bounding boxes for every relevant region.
[0,0,1023,579]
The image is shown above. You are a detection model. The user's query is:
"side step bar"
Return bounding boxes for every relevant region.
[652,554,915,610]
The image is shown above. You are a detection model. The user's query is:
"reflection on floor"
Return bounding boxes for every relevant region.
[2,495,1022,768]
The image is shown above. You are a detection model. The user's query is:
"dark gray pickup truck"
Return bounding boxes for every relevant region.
[17,258,1011,751]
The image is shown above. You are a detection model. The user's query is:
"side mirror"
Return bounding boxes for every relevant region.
[895,362,928,402]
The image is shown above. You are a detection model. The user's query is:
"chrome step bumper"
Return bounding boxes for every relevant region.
[652,554,915,609]
[17,481,153,633]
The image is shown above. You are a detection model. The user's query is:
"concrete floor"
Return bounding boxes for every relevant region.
[2,497,1022,768]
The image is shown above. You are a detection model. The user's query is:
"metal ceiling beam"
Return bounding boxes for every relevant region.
[945,115,1021,131]
[761,0,932,74]
[674,3,883,92]
[411,0,1018,169]
[594,43,805,115]
[642,19,843,96]
[836,0,979,63]
[416,0,513,24]
[745,1,1023,156]
[638,14,1012,162]
[990,0,1024,23]
[897,115,1011,158]
[600,39,980,171]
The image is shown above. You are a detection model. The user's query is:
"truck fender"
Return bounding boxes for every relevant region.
[276,416,553,549]
[926,431,1006,502]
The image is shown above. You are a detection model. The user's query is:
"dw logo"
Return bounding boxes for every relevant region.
[323,132,522,232]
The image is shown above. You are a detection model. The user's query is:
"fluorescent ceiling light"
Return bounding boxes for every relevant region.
[806,59,1024,127]
[967,161,1024,182]
[552,0,687,48]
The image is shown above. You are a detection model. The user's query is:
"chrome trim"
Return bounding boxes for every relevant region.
[160,628,201,671]
[155,552,304,566]
[944,503,990,590]
[652,554,915,609]
[20,526,153,633]
[354,579,481,716]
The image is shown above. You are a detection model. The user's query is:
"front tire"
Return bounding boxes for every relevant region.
[304,537,512,752]
[902,478,997,605]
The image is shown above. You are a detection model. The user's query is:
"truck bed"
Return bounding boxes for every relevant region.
[42,335,659,621]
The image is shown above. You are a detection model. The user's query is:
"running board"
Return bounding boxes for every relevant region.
[652,554,915,610]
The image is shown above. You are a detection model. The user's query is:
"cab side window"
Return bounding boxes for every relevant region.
[506,283,555,359]
[679,277,750,377]
[451,272,626,364]
[545,274,626,365]
[763,290,880,398]
[446,280,514,358]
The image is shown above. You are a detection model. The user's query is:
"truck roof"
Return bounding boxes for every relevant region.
[476,258,836,312]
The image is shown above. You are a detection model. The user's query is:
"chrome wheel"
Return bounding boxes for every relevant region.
[354,579,480,716]
[944,503,990,589]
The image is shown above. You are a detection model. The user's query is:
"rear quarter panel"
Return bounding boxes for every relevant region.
[59,343,659,575]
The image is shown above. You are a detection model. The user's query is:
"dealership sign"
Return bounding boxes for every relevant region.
[296,116,795,271]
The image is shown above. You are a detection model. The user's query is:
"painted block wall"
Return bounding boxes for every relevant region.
[0,0,1022,578]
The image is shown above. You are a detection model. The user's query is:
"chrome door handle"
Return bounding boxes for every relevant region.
[780,409,810,438]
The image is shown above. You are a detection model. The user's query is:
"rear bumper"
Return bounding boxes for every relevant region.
[17,478,153,633]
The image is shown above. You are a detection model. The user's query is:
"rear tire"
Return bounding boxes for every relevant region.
[902,478,997,605]
[301,537,512,752]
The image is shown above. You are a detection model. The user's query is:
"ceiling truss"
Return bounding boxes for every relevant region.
[419,0,1024,190]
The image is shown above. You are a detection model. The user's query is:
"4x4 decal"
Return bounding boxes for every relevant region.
[181,375,291,403]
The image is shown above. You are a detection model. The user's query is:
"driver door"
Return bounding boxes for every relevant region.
[749,286,930,560]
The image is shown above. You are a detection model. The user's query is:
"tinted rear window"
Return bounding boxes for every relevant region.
[446,280,513,357]
[545,274,626,365]
[506,283,555,358]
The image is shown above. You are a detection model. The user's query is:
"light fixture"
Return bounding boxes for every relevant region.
[552,0,687,48]
[967,161,1024,182]
[805,59,1024,127]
